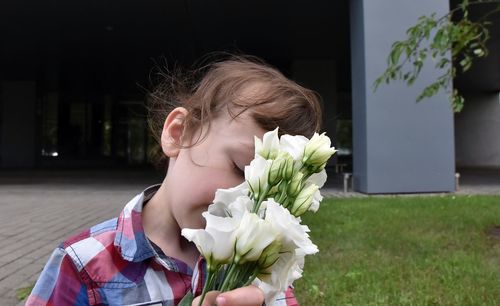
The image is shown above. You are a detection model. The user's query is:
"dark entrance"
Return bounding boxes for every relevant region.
[0,0,351,169]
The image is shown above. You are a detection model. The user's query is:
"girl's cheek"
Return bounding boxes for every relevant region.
[200,172,242,202]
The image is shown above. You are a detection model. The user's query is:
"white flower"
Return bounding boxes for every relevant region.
[255,127,280,159]
[228,196,255,218]
[309,189,323,213]
[264,200,318,255]
[279,134,309,164]
[181,212,239,271]
[245,155,272,200]
[234,211,279,264]
[253,279,280,306]
[213,182,248,206]
[306,169,327,188]
[254,250,305,306]
[302,169,326,213]
[302,132,337,171]
[208,195,255,219]
[208,183,249,217]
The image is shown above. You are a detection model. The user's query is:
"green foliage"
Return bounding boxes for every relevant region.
[374,0,500,112]
[16,285,34,301]
[294,195,500,305]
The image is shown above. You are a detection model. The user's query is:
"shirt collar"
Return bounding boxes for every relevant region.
[113,184,208,294]
[114,184,161,262]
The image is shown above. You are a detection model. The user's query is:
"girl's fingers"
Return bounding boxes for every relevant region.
[192,290,221,306]
[215,285,264,306]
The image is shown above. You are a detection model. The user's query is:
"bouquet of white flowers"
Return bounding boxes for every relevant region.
[180,128,336,306]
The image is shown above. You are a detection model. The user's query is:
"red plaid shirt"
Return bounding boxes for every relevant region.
[27,185,299,306]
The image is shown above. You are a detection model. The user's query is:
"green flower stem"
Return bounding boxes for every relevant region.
[276,182,288,204]
[252,185,270,213]
[233,262,256,288]
[243,270,260,287]
[219,262,238,292]
[198,270,216,306]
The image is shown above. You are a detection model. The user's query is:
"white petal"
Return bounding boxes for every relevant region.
[264,200,318,255]
[307,169,327,188]
[181,228,215,258]
[308,190,323,212]
[227,196,254,218]
[213,183,248,205]
[209,183,249,217]
[245,156,272,196]
[207,202,230,217]
[255,128,280,159]
[279,135,309,161]
[235,212,279,263]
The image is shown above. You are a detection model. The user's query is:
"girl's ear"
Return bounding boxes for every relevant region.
[161,107,189,158]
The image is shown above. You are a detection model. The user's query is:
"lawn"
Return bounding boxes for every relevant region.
[294,195,500,306]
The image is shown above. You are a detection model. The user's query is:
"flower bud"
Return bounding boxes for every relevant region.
[268,157,285,186]
[302,132,337,172]
[281,153,295,181]
[257,239,282,270]
[287,171,304,197]
[290,184,319,217]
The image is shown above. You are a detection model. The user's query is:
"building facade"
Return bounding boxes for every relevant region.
[0,0,498,193]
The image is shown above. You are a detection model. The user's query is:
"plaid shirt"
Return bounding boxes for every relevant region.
[27,185,299,306]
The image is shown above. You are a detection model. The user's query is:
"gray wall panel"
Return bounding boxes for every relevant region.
[350,0,455,193]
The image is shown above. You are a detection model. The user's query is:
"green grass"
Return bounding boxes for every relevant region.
[16,285,34,301]
[294,195,500,306]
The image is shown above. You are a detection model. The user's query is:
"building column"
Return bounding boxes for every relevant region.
[350,0,455,193]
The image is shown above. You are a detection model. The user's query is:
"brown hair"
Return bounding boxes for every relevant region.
[148,55,323,172]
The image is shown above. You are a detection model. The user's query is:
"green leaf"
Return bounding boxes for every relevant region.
[372,0,498,112]
[451,91,465,113]
[436,58,450,69]
[408,75,417,86]
[178,291,195,306]
[390,45,404,65]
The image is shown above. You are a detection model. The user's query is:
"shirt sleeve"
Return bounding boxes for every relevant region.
[26,246,90,305]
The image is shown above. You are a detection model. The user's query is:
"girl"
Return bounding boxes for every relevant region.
[27,55,322,306]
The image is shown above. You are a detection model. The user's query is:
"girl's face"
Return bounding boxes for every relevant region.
[165,111,266,230]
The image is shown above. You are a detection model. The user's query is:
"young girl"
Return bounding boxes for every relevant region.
[27,56,322,306]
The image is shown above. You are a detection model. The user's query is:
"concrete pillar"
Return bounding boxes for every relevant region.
[350,0,455,193]
[0,82,37,168]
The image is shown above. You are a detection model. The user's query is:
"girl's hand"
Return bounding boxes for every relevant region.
[192,285,264,306]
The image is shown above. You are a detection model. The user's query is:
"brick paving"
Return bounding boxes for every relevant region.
[0,168,498,305]
[0,169,161,306]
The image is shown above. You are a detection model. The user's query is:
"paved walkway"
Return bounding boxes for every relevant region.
[0,168,498,305]
[0,169,162,305]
